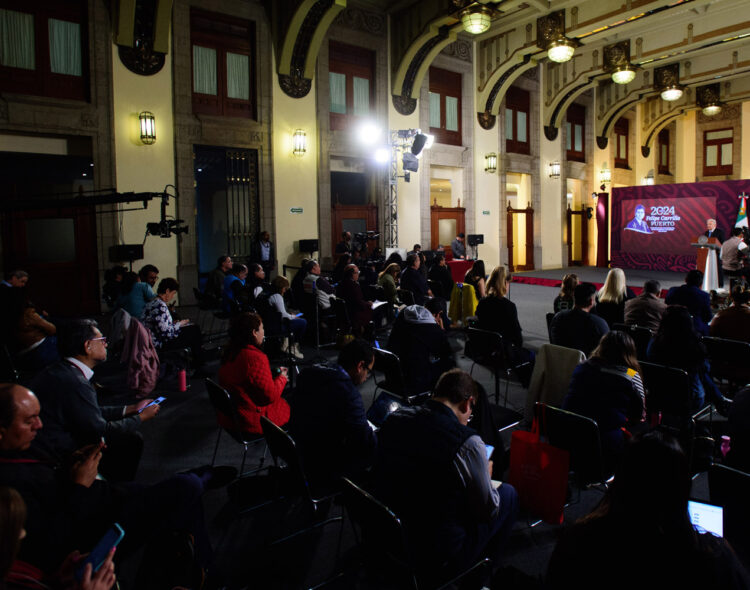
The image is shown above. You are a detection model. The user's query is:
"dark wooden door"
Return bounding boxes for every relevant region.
[2,207,99,316]
[430,205,465,256]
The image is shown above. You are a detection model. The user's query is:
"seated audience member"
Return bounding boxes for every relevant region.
[624,279,666,332]
[332,253,352,284]
[138,264,159,289]
[726,386,750,472]
[142,278,204,367]
[205,255,232,305]
[428,252,454,300]
[222,264,249,313]
[374,370,519,583]
[30,320,159,481]
[386,304,454,393]
[665,270,713,335]
[377,263,401,305]
[290,258,312,309]
[267,276,306,359]
[384,251,403,269]
[475,266,535,387]
[547,431,750,588]
[1,270,28,289]
[0,384,227,577]
[400,253,432,305]
[563,331,645,467]
[247,263,269,302]
[288,339,376,488]
[463,259,487,299]
[116,272,156,319]
[336,265,373,335]
[217,313,289,434]
[710,285,750,342]
[303,259,336,311]
[102,265,126,309]
[594,268,635,328]
[1,485,117,590]
[553,273,578,313]
[647,305,723,411]
[551,283,610,357]
[8,289,58,372]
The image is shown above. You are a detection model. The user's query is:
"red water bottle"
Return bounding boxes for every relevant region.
[720,435,731,458]
[178,369,187,392]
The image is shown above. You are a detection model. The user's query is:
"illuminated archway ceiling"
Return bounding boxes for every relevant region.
[266,0,750,150]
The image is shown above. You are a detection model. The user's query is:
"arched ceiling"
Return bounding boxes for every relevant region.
[266,0,750,153]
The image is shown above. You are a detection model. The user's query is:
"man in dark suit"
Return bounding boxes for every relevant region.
[665,269,713,335]
[250,230,276,277]
[704,218,725,243]
[30,319,160,480]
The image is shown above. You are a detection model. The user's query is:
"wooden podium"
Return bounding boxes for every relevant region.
[692,236,721,291]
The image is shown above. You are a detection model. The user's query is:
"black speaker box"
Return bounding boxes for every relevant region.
[109,244,144,263]
[467,234,484,246]
[299,239,319,253]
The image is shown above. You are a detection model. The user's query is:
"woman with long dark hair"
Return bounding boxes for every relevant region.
[553,273,578,313]
[116,271,156,318]
[217,312,289,434]
[332,253,352,284]
[547,431,750,588]
[647,305,722,410]
[563,330,645,465]
[463,259,486,299]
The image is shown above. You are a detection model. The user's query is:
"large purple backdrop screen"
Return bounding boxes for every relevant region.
[611,180,750,272]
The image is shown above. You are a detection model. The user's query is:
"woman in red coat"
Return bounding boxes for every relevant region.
[218,312,289,434]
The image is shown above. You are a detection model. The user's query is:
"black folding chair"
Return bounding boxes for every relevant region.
[534,402,612,491]
[708,463,750,562]
[397,288,416,306]
[342,477,491,590]
[371,347,432,406]
[612,323,653,361]
[702,336,750,395]
[465,327,530,407]
[205,379,267,476]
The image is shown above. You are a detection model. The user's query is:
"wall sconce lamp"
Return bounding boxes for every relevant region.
[697,83,723,116]
[460,4,493,35]
[139,111,156,145]
[484,152,497,173]
[548,160,561,178]
[292,129,307,157]
[642,171,655,186]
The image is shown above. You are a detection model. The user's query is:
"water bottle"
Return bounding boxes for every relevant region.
[178,369,187,392]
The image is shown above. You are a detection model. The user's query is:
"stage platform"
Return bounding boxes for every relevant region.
[511,266,686,295]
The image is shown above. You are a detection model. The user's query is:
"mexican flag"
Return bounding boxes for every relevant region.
[736,193,748,229]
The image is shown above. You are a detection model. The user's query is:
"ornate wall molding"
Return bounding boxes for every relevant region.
[117,0,166,76]
[477,110,496,130]
[441,39,471,62]
[333,6,385,36]
[696,103,739,123]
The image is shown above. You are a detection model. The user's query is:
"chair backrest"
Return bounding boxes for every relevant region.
[702,336,750,384]
[333,297,352,333]
[427,279,443,299]
[260,415,312,502]
[639,361,692,417]
[465,327,506,367]
[372,347,407,396]
[397,288,415,306]
[254,292,285,334]
[535,402,607,486]
[341,477,417,589]
[205,378,249,444]
[546,312,555,341]
[611,323,653,360]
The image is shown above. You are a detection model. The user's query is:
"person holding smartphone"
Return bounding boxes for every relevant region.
[218,313,290,434]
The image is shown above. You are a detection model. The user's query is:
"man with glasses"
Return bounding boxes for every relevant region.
[373,369,519,584]
[29,319,159,481]
[289,338,376,489]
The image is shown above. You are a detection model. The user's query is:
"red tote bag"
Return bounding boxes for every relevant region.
[508,419,569,525]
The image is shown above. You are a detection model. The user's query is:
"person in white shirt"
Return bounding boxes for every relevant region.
[268,276,307,359]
